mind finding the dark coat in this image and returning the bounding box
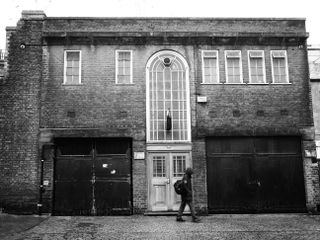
[181,173,193,201]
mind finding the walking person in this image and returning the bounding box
[176,168,200,222]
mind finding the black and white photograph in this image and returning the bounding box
[0,0,320,239]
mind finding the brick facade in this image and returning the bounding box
[0,10,319,214]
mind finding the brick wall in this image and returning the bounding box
[0,12,318,214]
[195,45,313,136]
[0,14,45,213]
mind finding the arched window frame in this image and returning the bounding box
[146,50,191,143]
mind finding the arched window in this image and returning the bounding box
[146,51,190,142]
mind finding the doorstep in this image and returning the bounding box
[144,211,190,216]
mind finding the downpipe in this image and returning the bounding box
[38,158,45,216]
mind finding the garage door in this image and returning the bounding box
[53,138,132,216]
[207,137,306,213]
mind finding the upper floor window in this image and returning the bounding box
[248,50,266,84]
[146,50,191,142]
[271,50,289,84]
[64,50,81,85]
[116,50,132,84]
[225,50,243,84]
[202,50,219,84]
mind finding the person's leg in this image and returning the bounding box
[187,200,200,222]
[176,200,186,221]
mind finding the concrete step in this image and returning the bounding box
[144,211,191,216]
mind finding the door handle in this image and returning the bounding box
[257,180,261,187]
[248,180,261,187]
[166,178,170,184]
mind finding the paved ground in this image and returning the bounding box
[1,213,320,240]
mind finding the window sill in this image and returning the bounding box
[224,83,246,85]
[200,83,223,85]
[62,83,83,86]
[247,83,269,85]
[115,83,135,85]
[270,82,292,85]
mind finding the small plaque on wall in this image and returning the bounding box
[197,96,207,103]
[134,152,145,160]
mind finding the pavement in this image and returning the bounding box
[1,213,320,240]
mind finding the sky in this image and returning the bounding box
[0,0,320,49]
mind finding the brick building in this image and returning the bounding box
[309,46,320,160]
[0,10,319,215]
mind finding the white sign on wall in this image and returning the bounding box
[134,152,145,160]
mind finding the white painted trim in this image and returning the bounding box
[225,50,243,84]
[248,50,266,84]
[115,50,133,84]
[270,50,290,84]
[224,83,246,85]
[147,143,192,151]
[201,50,219,84]
[146,50,191,143]
[200,83,223,85]
[270,83,292,85]
[63,50,82,85]
[316,141,320,159]
[247,83,269,85]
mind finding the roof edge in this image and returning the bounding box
[44,16,306,21]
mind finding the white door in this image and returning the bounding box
[149,152,190,211]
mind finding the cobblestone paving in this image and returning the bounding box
[2,214,320,240]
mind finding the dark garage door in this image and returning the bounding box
[207,137,306,213]
[53,138,132,216]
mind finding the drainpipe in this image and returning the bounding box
[38,144,51,216]
[38,158,44,216]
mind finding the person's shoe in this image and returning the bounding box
[192,217,201,223]
[176,217,185,222]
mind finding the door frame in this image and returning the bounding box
[147,144,192,211]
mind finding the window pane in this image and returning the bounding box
[118,52,130,60]
[56,138,92,155]
[72,76,79,84]
[273,57,287,83]
[227,57,241,83]
[66,76,73,84]
[250,57,265,83]
[173,155,186,177]
[124,61,131,68]
[66,68,73,76]
[67,52,80,61]
[66,60,73,68]
[153,156,166,177]
[203,53,218,84]
[72,67,80,76]
[65,51,80,84]
[117,51,132,84]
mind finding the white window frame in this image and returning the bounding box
[316,140,320,159]
[63,50,82,85]
[146,50,191,143]
[270,50,290,84]
[248,50,267,84]
[224,50,243,84]
[115,50,133,84]
[201,50,220,84]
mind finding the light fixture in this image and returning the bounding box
[163,57,171,67]
[20,43,26,49]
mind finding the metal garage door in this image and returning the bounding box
[53,138,132,216]
[207,137,306,213]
